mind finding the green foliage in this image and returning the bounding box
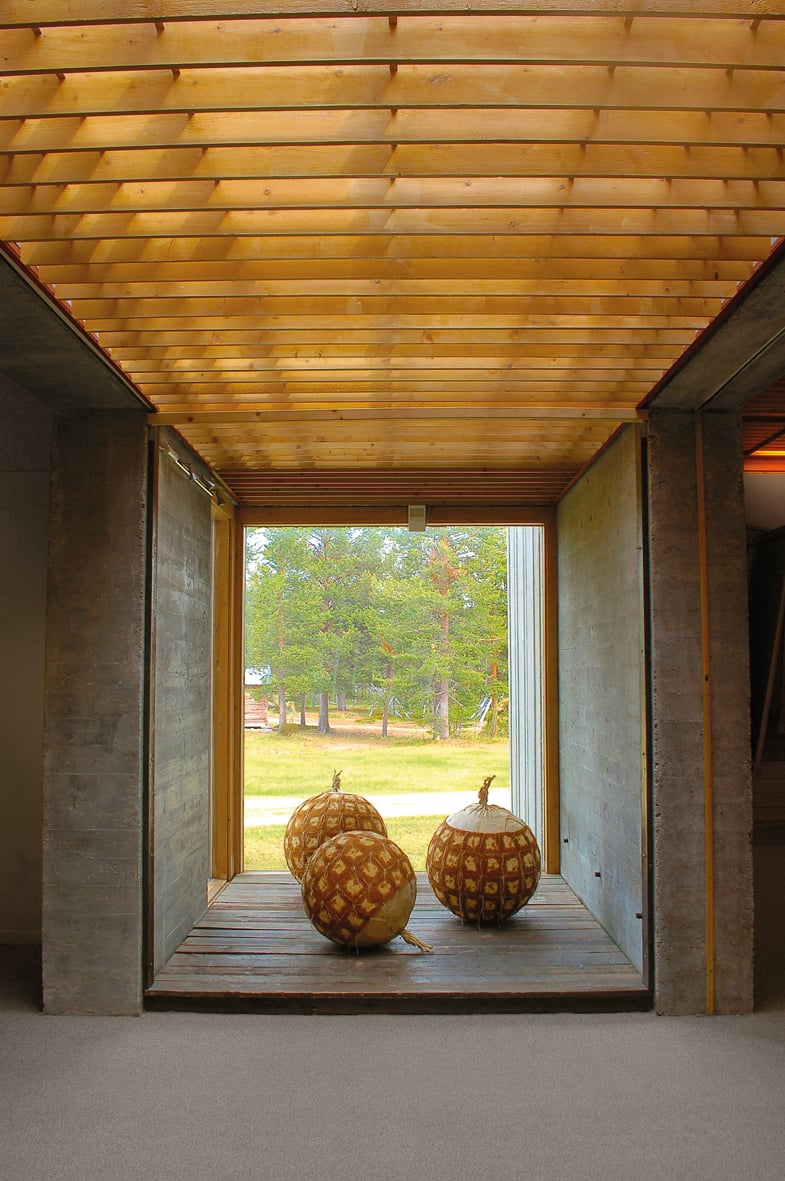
[245,525,509,736]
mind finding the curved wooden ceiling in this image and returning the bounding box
[2,2,785,507]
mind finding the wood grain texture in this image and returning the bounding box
[146,871,649,1012]
[2,6,784,503]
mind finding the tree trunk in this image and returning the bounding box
[433,601,450,739]
[434,674,449,740]
[380,660,392,738]
[490,659,499,739]
[337,690,347,712]
[277,683,287,734]
[429,537,455,741]
[299,692,307,729]
[318,691,331,734]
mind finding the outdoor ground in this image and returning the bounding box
[244,711,510,871]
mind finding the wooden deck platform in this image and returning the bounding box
[146,872,650,1013]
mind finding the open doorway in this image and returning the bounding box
[242,524,528,874]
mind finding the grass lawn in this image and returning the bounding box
[245,814,446,873]
[243,723,510,872]
[245,725,510,797]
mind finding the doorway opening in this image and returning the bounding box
[241,524,540,875]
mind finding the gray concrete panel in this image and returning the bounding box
[0,250,148,413]
[42,410,147,1015]
[648,244,785,412]
[557,426,646,975]
[149,447,212,977]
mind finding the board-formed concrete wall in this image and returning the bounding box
[149,446,212,976]
[648,410,753,1014]
[557,427,646,975]
[42,410,148,1015]
[0,379,51,943]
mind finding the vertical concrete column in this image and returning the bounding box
[42,410,148,1015]
[702,413,754,1013]
[647,410,753,1014]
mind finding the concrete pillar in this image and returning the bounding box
[42,410,148,1015]
[647,410,753,1014]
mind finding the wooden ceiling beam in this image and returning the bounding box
[5,110,785,156]
[4,207,781,239]
[148,403,644,424]
[92,326,696,347]
[2,63,785,114]
[3,143,784,187]
[0,17,782,74]
[122,351,672,371]
[32,257,756,285]
[50,278,738,301]
[21,233,770,265]
[4,176,784,216]
[186,442,611,464]
[84,313,710,332]
[4,16,785,73]
[107,340,684,356]
[64,294,724,319]
[188,436,611,456]
[7,2,785,26]
[134,368,656,387]
[141,384,652,403]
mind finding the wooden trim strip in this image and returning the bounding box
[148,406,645,425]
[22,234,770,266]
[7,2,785,26]
[4,18,785,75]
[4,110,785,155]
[2,143,782,186]
[5,207,780,241]
[8,21,785,76]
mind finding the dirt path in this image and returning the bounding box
[244,785,511,826]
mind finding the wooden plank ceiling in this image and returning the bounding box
[2,2,785,508]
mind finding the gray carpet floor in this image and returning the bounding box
[1,833,782,1181]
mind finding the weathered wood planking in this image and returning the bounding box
[146,872,649,1013]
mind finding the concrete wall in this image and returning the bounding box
[648,410,753,1014]
[42,410,148,1015]
[0,379,51,943]
[557,427,646,975]
[149,447,212,976]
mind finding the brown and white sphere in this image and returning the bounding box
[426,776,541,923]
[301,830,431,952]
[283,770,387,882]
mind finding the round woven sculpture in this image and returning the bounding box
[283,769,387,882]
[301,830,433,952]
[426,776,541,923]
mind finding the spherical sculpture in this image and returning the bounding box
[284,769,387,882]
[426,776,541,924]
[301,830,433,952]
